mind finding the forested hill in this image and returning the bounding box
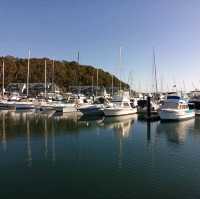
[0,56,129,92]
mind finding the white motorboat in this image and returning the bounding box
[159,95,195,121]
[103,91,137,116]
[38,100,76,113]
[0,99,35,110]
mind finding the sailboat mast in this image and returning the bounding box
[52,59,54,92]
[2,60,4,98]
[119,47,122,91]
[96,68,99,96]
[92,75,94,95]
[77,51,80,63]
[27,49,30,97]
[45,60,47,99]
[111,74,114,96]
[153,49,158,94]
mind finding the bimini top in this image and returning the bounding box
[167,95,181,100]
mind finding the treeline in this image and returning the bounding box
[0,56,129,92]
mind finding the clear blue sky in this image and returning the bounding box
[1,0,200,91]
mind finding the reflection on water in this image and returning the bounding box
[102,114,136,138]
[156,119,195,143]
[26,118,32,167]
[0,111,137,165]
[52,122,56,165]
[44,119,48,159]
[1,111,200,198]
[194,116,200,131]
[2,112,7,152]
[147,122,151,141]
[102,114,136,168]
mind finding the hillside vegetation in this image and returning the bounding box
[0,56,128,92]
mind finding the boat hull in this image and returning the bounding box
[103,108,137,117]
[0,102,34,110]
[15,103,35,110]
[78,105,104,116]
[159,109,195,121]
[56,106,77,113]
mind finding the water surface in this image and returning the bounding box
[0,111,200,199]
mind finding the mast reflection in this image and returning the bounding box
[26,116,32,167]
[2,111,7,152]
[51,120,56,165]
[44,119,48,159]
[103,114,136,168]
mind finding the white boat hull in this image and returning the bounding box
[103,107,137,116]
[39,103,76,113]
[15,103,35,110]
[56,106,76,113]
[0,101,34,110]
[159,109,195,121]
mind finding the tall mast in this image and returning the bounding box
[52,59,54,92]
[45,60,47,99]
[96,68,99,96]
[119,47,122,91]
[77,51,80,63]
[92,75,94,95]
[153,48,158,94]
[128,71,132,96]
[111,74,114,96]
[2,60,4,98]
[27,49,30,97]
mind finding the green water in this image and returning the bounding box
[0,110,200,199]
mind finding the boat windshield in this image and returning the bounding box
[162,102,178,109]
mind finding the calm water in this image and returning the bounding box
[0,110,200,199]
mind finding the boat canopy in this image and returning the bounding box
[167,95,180,100]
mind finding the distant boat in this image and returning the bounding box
[188,91,200,115]
[103,91,137,116]
[159,95,195,121]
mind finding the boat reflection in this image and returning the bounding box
[156,119,195,143]
[102,114,136,138]
[0,110,137,168]
[0,111,7,152]
[194,116,200,131]
[102,114,136,168]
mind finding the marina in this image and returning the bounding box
[2,0,200,198]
